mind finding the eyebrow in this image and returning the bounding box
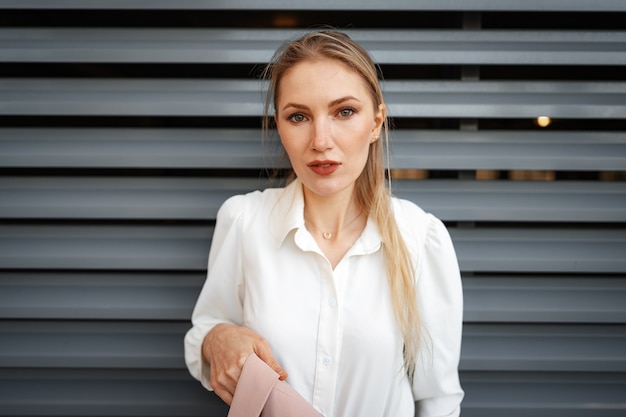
[281,95,361,112]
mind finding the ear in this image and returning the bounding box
[372,103,386,137]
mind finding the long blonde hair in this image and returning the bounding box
[262,30,420,379]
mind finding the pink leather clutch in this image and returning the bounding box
[227,353,324,417]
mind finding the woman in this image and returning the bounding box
[185,30,464,417]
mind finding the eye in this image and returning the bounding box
[287,113,307,123]
[337,107,356,118]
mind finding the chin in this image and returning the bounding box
[302,178,352,198]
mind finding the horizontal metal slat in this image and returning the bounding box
[1,321,623,372]
[0,369,623,417]
[0,369,228,417]
[390,130,626,171]
[2,28,625,65]
[394,180,626,222]
[0,0,624,11]
[450,227,626,273]
[1,177,624,223]
[0,177,270,221]
[461,371,626,417]
[0,225,213,271]
[1,79,625,119]
[461,324,626,372]
[0,321,188,368]
[0,78,264,117]
[463,276,626,323]
[3,271,624,324]
[0,225,624,273]
[384,81,626,119]
[2,128,624,171]
[0,128,277,169]
[0,271,202,320]
[2,272,624,323]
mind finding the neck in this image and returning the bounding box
[302,184,363,240]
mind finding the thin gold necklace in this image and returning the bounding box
[304,210,364,240]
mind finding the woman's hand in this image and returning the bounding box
[202,323,288,405]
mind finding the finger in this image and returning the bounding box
[255,347,288,380]
[211,375,237,406]
[214,388,233,406]
[221,365,241,392]
[266,357,288,380]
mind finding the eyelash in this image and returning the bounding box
[287,113,306,123]
[286,107,357,123]
[337,107,357,118]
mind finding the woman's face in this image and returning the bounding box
[275,59,385,199]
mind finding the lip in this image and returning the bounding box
[307,160,341,175]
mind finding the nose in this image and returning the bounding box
[311,118,332,151]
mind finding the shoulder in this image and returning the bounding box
[391,197,428,221]
[217,186,285,223]
[391,196,452,255]
[391,196,437,237]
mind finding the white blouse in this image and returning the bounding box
[185,180,464,417]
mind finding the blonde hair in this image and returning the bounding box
[262,31,421,379]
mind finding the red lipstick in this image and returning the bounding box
[307,160,340,175]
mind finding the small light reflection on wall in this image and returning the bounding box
[476,170,500,180]
[536,116,552,128]
[390,169,429,179]
[509,170,556,181]
[273,13,299,27]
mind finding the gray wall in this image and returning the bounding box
[1,1,625,416]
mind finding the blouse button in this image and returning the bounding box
[323,356,332,366]
[328,298,337,308]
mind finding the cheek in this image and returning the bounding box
[277,129,304,167]
[357,142,372,166]
[350,124,374,154]
[277,127,295,151]
[344,136,371,173]
[275,121,290,148]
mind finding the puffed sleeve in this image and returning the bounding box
[184,194,246,390]
[413,214,464,417]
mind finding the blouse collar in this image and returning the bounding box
[272,179,306,248]
[272,179,382,255]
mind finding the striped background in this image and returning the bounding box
[1,1,625,416]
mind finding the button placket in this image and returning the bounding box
[311,264,342,416]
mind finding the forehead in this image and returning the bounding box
[277,59,372,104]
